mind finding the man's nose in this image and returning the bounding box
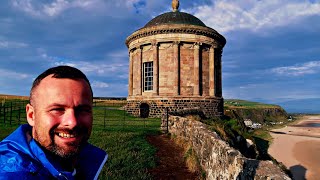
[62,109,78,128]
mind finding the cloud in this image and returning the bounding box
[54,61,76,67]
[107,49,128,58]
[11,0,107,18]
[222,60,239,69]
[91,81,109,88]
[11,0,151,19]
[126,0,146,13]
[42,0,70,17]
[190,0,320,33]
[0,69,30,80]
[0,40,28,49]
[271,61,320,76]
[92,82,128,97]
[53,60,128,78]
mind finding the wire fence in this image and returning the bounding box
[0,100,28,125]
[92,106,160,131]
[0,100,160,130]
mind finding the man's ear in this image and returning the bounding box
[26,104,35,126]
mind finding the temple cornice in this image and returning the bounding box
[126,24,226,48]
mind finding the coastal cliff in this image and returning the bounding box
[224,99,288,124]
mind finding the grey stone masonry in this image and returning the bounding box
[163,115,291,180]
[125,97,223,118]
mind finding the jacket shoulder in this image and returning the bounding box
[0,143,38,173]
[0,147,53,179]
[0,125,51,178]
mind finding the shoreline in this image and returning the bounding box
[268,115,320,180]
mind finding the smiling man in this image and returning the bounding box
[0,66,107,179]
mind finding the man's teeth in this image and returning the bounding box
[58,133,75,138]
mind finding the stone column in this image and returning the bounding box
[128,49,134,96]
[194,42,200,96]
[137,46,143,95]
[217,48,223,97]
[209,45,216,97]
[152,42,159,95]
[213,48,222,97]
[173,41,180,96]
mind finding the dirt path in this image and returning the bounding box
[147,134,200,180]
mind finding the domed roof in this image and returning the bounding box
[144,11,206,28]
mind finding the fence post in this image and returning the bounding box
[103,107,106,129]
[10,102,13,125]
[3,106,6,124]
[18,107,21,124]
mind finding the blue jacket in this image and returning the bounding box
[0,124,108,180]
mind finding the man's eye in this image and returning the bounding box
[51,108,65,112]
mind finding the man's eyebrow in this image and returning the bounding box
[47,103,65,107]
[47,103,92,108]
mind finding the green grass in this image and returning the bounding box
[224,99,278,109]
[0,107,161,180]
[93,130,157,179]
[203,118,243,144]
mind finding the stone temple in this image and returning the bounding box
[125,0,226,118]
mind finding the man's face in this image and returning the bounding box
[26,75,93,158]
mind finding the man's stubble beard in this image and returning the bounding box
[33,126,89,159]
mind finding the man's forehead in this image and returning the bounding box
[33,75,92,97]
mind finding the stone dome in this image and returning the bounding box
[144,11,206,28]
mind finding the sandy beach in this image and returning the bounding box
[268,115,320,180]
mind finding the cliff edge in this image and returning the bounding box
[224,99,288,124]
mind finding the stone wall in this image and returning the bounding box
[126,97,223,118]
[163,115,291,180]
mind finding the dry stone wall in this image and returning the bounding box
[126,98,223,118]
[163,115,291,180]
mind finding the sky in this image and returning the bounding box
[0,0,319,113]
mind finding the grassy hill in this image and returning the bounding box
[224,99,288,124]
[224,99,279,109]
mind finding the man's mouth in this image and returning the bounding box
[57,132,76,138]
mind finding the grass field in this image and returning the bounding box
[0,105,161,179]
[224,99,278,108]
